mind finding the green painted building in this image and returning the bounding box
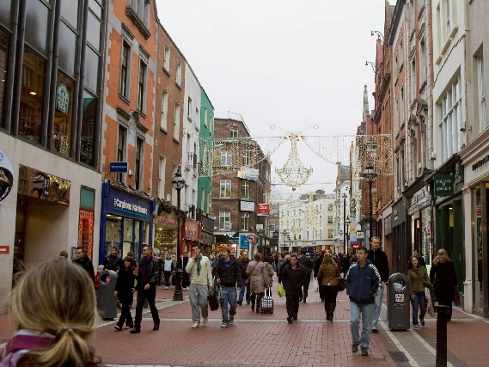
[198,88,214,214]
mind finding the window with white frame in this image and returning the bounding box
[176,63,182,87]
[438,77,462,162]
[158,156,166,198]
[475,50,487,131]
[160,92,168,131]
[163,46,170,72]
[220,151,232,167]
[220,179,231,198]
[230,128,238,138]
[173,104,181,141]
[219,211,231,230]
[243,148,252,166]
[187,97,192,120]
[241,213,250,231]
[241,180,250,199]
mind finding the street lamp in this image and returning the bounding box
[172,166,185,301]
[361,165,378,245]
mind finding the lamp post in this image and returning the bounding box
[172,166,185,301]
[343,193,347,254]
[361,165,378,245]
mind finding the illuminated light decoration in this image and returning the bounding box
[275,133,313,191]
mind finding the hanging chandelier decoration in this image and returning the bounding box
[275,133,313,191]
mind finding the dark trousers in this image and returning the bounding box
[251,292,264,313]
[286,293,300,319]
[117,302,133,328]
[321,285,338,320]
[302,272,311,301]
[163,271,172,286]
[134,287,160,329]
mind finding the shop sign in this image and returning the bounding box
[56,83,70,113]
[472,154,489,172]
[256,203,270,216]
[78,209,94,260]
[434,174,453,198]
[18,165,71,205]
[156,213,177,227]
[104,184,152,221]
[256,223,264,231]
[239,233,250,250]
[240,200,255,212]
[0,245,9,254]
[409,186,431,212]
[237,167,259,181]
[184,219,201,241]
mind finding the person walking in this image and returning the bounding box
[104,246,122,272]
[346,247,380,357]
[185,246,213,328]
[299,253,314,303]
[282,254,305,323]
[367,237,389,333]
[430,248,458,321]
[278,254,290,284]
[1,259,102,366]
[114,256,136,331]
[162,253,174,289]
[237,251,250,305]
[247,253,273,313]
[216,248,241,328]
[317,254,341,322]
[131,246,160,334]
[73,247,95,283]
[408,256,431,328]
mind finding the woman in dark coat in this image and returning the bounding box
[114,257,136,331]
[430,248,457,321]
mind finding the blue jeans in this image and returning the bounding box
[220,286,237,323]
[350,302,374,350]
[238,280,248,304]
[411,291,426,325]
[371,282,384,329]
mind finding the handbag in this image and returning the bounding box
[208,283,220,311]
[261,287,274,314]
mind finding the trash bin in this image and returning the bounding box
[96,269,118,320]
[387,273,410,331]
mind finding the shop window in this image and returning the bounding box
[60,0,78,28]
[53,72,75,156]
[25,0,49,53]
[18,47,46,143]
[58,22,77,77]
[84,46,99,93]
[0,29,9,129]
[80,91,98,166]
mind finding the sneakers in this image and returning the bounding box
[352,344,359,354]
[361,348,369,357]
[192,321,200,329]
[202,318,208,326]
[221,322,228,328]
[420,318,425,327]
[287,316,293,324]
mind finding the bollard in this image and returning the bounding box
[435,305,449,367]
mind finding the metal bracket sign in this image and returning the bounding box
[434,174,453,198]
[110,161,128,173]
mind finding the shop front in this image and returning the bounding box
[154,211,179,257]
[407,185,433,268]
[198,213,215,254]
[99,183,153,263]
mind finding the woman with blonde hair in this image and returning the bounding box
[317,254,341,322]
[0,258,101,367]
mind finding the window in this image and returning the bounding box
[219,211,231,230]
[120,41,130,98]
[0,29,10,129]
[60,0,78,28]
[176,63,182,87]
[187,97,192,120]
[420,38,427,87]
[53,72,75,156]
[117,125,127,183]
[135,137,143,190]
[220,179,231,198]
[173,104,181,141]
[158,156,166,198]
[163,46,170,72]
[243,148,252,166]
[25,0,49,53]
[241,180,250,199]
[438,78,462,162]
[443,0,451,36]
[475,51,487,131]
[241,213,250,231]
[84,46,99,93]
[410,58,416,101]
[204,109,208,127]
[160,92,168,131]
[220,151,232,167]
[436,4,442,51]
[130,0,148,24]
[0,1,12,27]
[230,128,238,138]
[328,215,333,224]
[137,59,147,112]
[58,22,77,76]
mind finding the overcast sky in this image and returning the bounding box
[156,0,390,199]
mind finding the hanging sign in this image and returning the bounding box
[56,83,70,113]
[434,174,453,198]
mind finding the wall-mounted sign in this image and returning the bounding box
[472,154,489,171]
[184,219,201,241]
[238,167,259,182]
[110,161,128,173]
[239,233,250,250]
[103,183,152,221]
[18,165,71,205]
[434,174,453,198]
[0,245,9,254]
[240,200,255,212]
[0,149,14,202]
[256,203,270,216]
[56,83,70,113]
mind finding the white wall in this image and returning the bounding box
[0,133,101,311]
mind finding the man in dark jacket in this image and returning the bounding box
[104,246,122,272]
[367,237,389,333]
[282,254,305,324]
[216,248,241,327]
[131,246,160,333]
[346,247,380,357]
[73,247,95,283]
[430,248,458,321]
[237,252,250,305]
[300,253,314,303]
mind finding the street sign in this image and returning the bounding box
[110,161,128,173]
[434,174,453,198]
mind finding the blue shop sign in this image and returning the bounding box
[103,183,152,221]
[239,234,250,250]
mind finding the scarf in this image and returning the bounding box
[195,255,202,276]
[0,330,55,367]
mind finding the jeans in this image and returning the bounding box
[220,286,237,323]
[411,291,426,325]
[371,282,384,329]
[350,302,375,350]
[238,280,249,304]
[189,284,209,322]
[134,287,160,329]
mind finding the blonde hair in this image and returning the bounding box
[10,258,98,367]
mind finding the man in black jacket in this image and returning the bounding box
[216,248,241,327]
[282,254,305,324]
[131,246,160,333]
[104,246,122,272]
[367,237,389,333]
[73,247,95,283]
[300,253,314,303]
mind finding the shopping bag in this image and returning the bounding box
[277,283,286,298]
[208,286,220,311]
[261,287,274,314]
